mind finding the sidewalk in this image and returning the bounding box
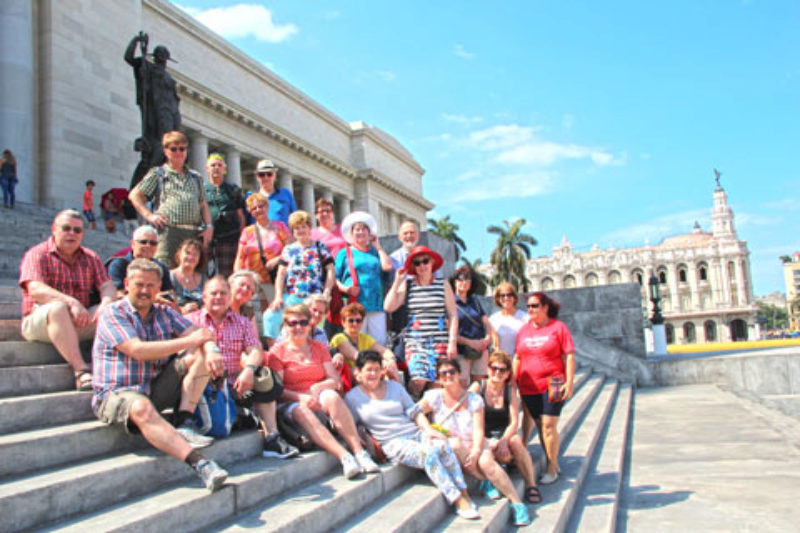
[622,384,800,532]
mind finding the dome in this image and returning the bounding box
[658,232,712,249]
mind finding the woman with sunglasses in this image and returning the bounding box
[489,282,527,356]
[345,351,479,520]
[170,238,207,314]
[419,359,532,527]
[235,192,291,343]
[329,302,399,389]
[470,351,540,504]
[450,265,492,386]
[267,304,379,479]
[384,245,458,398]
[514,292,575,485]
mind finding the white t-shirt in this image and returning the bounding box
[490,309,528,355]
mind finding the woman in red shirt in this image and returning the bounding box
[513,292,575,485]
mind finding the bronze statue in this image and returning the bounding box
[713,168,722,188]
[125,32,182,188]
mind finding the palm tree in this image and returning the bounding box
[487,219,537,292]
[427,215,467,260]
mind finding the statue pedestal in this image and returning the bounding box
[651,324,667,356]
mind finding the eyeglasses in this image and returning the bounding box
[498,293,515,299]
[490,365,510,373]
[345,317,363,324]
[527,303,541,309]
[438,369,457,377]
[412,257,431,267]
[249,204,267,211]
[167,146,187,153]
[456,276,471,281]
[59,225,83,234]
[257,171,275,177]
[316,209,333,215]
[285,319,310,328]
[135,239,158,246]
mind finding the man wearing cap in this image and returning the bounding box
[245,159,297,227]
[107,224,173,298]
[187,276,299,458]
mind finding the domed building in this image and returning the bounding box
[525,183,757,344]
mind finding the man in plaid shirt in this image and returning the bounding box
[19,209,116,391]
[187,276,298,459]
[92,258,229,491]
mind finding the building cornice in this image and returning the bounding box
[357,169,435,211]
[350,123,425,175]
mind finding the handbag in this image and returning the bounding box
[457,343,483,361]
[547,375,566,403]
[357,423,387,463]
[192,378,237,438]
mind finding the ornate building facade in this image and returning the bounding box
[782,252,800,330]
[525,184,757,344]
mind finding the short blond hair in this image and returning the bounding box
[288,210,312,230]
[162,131,187,147]
[245,192,268,212]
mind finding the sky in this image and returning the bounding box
[173,0,799,296]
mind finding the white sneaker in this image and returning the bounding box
[355,449,380,473]
[341,453,361,479]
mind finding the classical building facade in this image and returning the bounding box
[0,0,432,233]
[524,184,757,344]
[782,253,800,330]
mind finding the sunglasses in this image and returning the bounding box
[167,146,187,153]
[456,276,471,281]
[285,319,310,328]
[412,257,431,267]
[257,171,275,177]
[135,239,158,246]
[527,303,541,309]
[345,317,363,324]
[60,225,83,234]
[490,365,510,373]
[438,369,458,377]
[498,293,515,298]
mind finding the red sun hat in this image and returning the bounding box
[404,245,444,275]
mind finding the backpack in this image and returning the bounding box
[151,166,204,212]
[192,380,237,438]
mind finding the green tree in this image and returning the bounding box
[756,302,789,330]
[427,215,467,260]
[487,218,538,292]
[779,255,792,264]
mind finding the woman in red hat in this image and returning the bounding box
[384,245,458,397]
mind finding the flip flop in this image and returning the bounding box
[524,485,542,503]
[74,369,93,391]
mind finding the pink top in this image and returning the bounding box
[237,221,290,283]
[311,224,347,259]
[515,319,574,395]
[267,339,332,394]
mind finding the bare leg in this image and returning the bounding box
[509,434,537,488]
[46,302,90,372]
[541,415,560,475]
[292,405,349,459]
[253,401,278,434]
[320,391,363,453]
[478,450,521,503]
[522,401,536,444]
[177,349,209,413]
[129,397,193,461]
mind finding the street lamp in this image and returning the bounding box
[648,272,667,356]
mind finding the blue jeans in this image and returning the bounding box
[0,178,14,206]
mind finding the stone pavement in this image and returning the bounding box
[622,384,800,532]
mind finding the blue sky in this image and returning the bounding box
[174,1,799,296]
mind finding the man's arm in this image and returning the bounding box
[129,181,169,230]
[25,280,78,307]
[116,326,212,362]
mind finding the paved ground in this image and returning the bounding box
[622,384,800,532]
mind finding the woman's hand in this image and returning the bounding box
[464,447,481,468]
[348,285,360,298]
[424,426,447,440]
[298,393,321,410]
[494,437,510,459]
[331,353,345,370]
[269,297,283,312]
[447,341,458,360]
[180,302,199,314]
[563,380,574,401]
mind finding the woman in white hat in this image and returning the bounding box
[334,211,393,345]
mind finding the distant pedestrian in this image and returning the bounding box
[0,149,17,209]
[83,180,97,230]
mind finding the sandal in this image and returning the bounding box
[74,369,92,391]
[524,485,542,503]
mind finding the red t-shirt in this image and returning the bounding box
[266,339,332,394]
[514,319,574,395]
[83,189,93,211]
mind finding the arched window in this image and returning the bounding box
[585,272,599,286]
[563,275,576,288]
[657,266,668,284]
[608,270,622,284]
[683,322,696,343]
[678,269,687,283]
[698,264,708,281]
[631,268,644,285]
[728,261,736,280]
[541,277,554,290]
[665,323,675,344]
[704,320,717,342]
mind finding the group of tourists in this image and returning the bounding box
[17,131,576,527]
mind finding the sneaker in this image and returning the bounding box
[194,459,228,491]
[262,432,300,459]
[539,471,559,485]
[177,423,214,449]
[341,453,361,479]
[355,449,380,473]
[455,506,481,520]
[480,479,501,500]
[511,502,532,526]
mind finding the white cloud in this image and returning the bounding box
[468,124,537,151]
[374,70,397,82]
[599,209,710,247]
[442,113,483,126]
[453,44,476,60]
[183,3,298,43]
[444,172,554,203]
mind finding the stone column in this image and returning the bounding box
[688,263,700,310]
[335,194,350,221]
[225,147,241,187]
[279,169,293,192]
[0,0,34,203]
[301,179,315,214]
[734,259,747,306]
[322,188,334,203]
[189,133,209,180]
[353,178,370,212]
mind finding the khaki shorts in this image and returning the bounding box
[95,356,188,433]
[457,350,488,380]
[21,302,97,343]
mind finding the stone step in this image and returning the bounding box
[0,363,74,398]
[567,383,633,533]
[0,319,22,339]
[0,431,260,533]
[42,450,340,533]
[0,303,20,320]
[0,340,91,369]
[340,373,605,532]
[0,390,93,434]
[212,461,418,533]
[0,285,22,299]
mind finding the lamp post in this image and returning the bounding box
[649,273,667,355]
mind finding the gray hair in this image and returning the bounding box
[133,225,158,240]
[304,293,330,310]
[126,258,163,279]
[228,269,259,288]
[54,209,83,223]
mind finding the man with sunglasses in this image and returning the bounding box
[129,131,214,268]
[244,159,297,227]
[107,225,173,299]
[19,210,116,390]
